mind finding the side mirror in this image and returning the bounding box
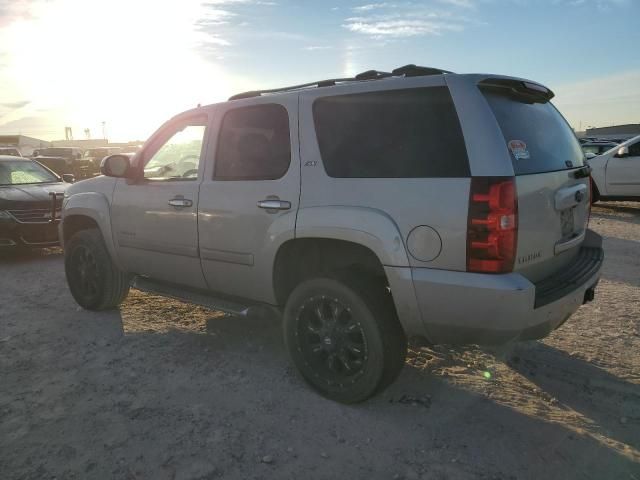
[101,154,132,178]
[615,146,629,158]
[61,174,75,183]
[584,152,596,160]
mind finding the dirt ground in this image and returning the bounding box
[1,202,639,480]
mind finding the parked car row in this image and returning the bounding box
[31,146,140,180]
[0,155,71,249]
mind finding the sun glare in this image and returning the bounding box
[1,0,249,141]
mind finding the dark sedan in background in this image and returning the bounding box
[0,156,71,249]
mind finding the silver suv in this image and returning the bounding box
[60,65,604,403]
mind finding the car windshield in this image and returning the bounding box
[582,144,612,155]
[0,160,59,185]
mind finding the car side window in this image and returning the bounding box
[144,120,207,181]
[214,104,291,180]
[313,87,470,178]
[628,142,640,157]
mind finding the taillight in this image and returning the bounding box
[467,177,518,273]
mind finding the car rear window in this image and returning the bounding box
[482,91,584,175]
[312,87,470,178]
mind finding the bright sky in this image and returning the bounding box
[0,0,638,141]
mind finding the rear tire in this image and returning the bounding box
[283,275,407,403]
[65,228,130,310]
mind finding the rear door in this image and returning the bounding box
[198,97,299,303]
[480,85,591,282]
[606,139,640,196]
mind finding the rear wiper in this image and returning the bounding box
[572,165,592,179]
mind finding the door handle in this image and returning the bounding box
[168,197,193,208]
[257,199,291,211]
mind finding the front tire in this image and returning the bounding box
[283,276,407,403]
[64,228,130,310]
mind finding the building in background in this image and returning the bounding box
[583,124,640,141]
[0,135,50,157]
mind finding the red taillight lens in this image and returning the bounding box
[467,177,518,273]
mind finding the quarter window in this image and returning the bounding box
[312,87,470,178]
[215,104,291,180]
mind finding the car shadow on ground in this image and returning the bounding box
[592,202,640,225]
[406,339,640,448]
[503,342,639,448]
[0,246,62,264]
[3,300,639,479]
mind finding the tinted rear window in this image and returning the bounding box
[313,87,470,178]
[215,104,291,180]
[482,91,584,175]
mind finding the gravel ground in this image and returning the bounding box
[1,202,639,480]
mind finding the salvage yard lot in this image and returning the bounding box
[1,203,639,480]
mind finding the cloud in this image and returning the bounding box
[353,3,395,12]
[344,3,468,38]
[302,45,332,51]
[1,100,30,109]
[344,17,463,37]
[435,0,475,7]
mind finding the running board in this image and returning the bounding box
[131,276,253,316]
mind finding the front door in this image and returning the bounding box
[111,114,210,289]
[607,140,640,196]
[198,98,300,303]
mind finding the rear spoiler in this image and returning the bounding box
[478,78,554,104]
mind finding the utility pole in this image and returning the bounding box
[101,121,107,141]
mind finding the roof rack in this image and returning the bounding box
[228,64,452,101]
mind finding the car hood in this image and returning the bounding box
[0,182,67,209]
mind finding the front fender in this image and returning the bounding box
[61,192,123,270]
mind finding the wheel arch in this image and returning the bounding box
[61,192,123,270]
[272,206,425,338]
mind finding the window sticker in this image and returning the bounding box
[508,140,530,160]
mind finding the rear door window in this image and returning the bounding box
[482,91,584,175]
[214,104,291,180]
[312,87,469,178]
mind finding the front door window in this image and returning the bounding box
[144,123,207,180]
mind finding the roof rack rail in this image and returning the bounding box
[228,64,453,100]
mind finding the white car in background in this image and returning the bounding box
[589,134,640,202]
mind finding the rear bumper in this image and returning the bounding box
[392,229,604,344]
